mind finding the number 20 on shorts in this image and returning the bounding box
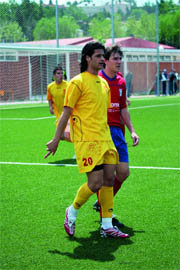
[82,157,93,167]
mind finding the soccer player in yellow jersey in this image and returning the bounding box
[47,66,68,127]
[44,42,129,239]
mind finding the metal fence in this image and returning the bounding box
[0,44,180,103]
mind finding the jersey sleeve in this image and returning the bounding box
[101,79,111,109]
[47,85,53,101]
[63,80,68,94]
[121,80,127,110]
[64,80,82,108]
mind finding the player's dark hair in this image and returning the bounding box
[53,65,63,75]
[80,41,105,73]
[104,45,123,60]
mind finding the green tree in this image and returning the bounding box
[125,13,156,41]
[142,1,156,13]
[137,13,156,41]
[125,17,138,36]
[16,0,44,41]
[114,14,126,38]
[129,8,147,20]
[159,10,180,48]
[33,16,79,40]
[64,4,87,22]
[0,22,26,42]
[63,4,88,35]
[0,1,18,25]
[159,0,177,14]
[123,0,136,7]
[89,17,111,43]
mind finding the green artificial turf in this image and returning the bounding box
[0,96,180,270]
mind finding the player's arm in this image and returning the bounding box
[121,107,139,146]
[47,86,54,115]
[44,106,72,158]
[48,100,54,115]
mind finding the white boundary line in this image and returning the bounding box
[0,161,77,167]
[130,166,180,171]
[128,103,179,110]
[0,161,179,170]
[0,103,48,110]
[0,103,179,121]
[0,116,55,121]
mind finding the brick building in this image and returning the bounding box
[0,37,179,102]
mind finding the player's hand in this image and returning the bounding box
[127,98,131,106]
[50,107,54,115]
[131,132,139,146]
[44,139,59,159]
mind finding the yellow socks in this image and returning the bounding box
[73,182,94,209]
[98,186,113,218]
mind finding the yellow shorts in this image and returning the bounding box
[74,141,119,173]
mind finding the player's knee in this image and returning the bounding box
[103,175,114,186]
[117,169,129,182]
[89,182,102,193]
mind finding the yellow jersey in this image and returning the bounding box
[47,80,68,119]
[64,71,112,142]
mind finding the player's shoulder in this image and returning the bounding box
[99,75,108,85]
[47,81,55,88]
[70,73,82,83]
[98,70,103,77]
[62,80,68,86]
[116,72,126,84]
[117,71,123,77]
[67,73,84,90]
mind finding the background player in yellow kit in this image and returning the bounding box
[44,42,129,239]
[47,65,68,127]
[47,65,70,141]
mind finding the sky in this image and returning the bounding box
[0,0,179,6]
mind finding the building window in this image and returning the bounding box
[132,55,138,61]
[139,55,146,61]
[164,56,171,61]
[147,55,153,61]
[0,52,18,62]
[127,55,132,61]
[126,55,139,62]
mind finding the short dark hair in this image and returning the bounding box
[53,65,63,75]
[104,45,123,60]
[80,41,105,73]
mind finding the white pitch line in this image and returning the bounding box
[130,166,180,171]
[0,103,48,110]
[0,161,179,170]
[128,103,180,110]
[0,116,55,121]
[1,103,179,121]
[0,161,77,167]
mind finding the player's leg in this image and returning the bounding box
[64,167,104,236]
[93,127,129,227]
[110,128,129,227]
[114,161,129,195]
[99,154,129,238]
[111,162,129,227]
[94,127,128,205]
[98,164,114,229]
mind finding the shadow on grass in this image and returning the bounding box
[48,159,77,165]
[48,227,136,262]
